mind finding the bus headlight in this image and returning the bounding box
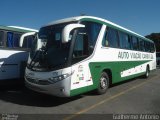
[48,72,73,83]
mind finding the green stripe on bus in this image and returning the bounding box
[89,60,150,84]
[70,60,151,96]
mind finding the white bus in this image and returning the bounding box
[24,16,156,97]
[0,25,37,84]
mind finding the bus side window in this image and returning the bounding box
[73,31,89,58]
[81,21,102,55]
[102,27,119,48]
[27,36,34,48]
[131,36,139,51]
[13,34,21,47]
[22,36,27,48]
[23,35,35,48]
[145,41,151,52]
[102,30,109,47]
[150,43,155,53]
[119,31,131,49]
[139,39,145,52]
[0,31,4,46]
[7,32,13,47]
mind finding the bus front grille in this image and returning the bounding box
[25,76,51,85]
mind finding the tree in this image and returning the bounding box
[145,33,160,52]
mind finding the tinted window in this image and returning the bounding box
[7,32,14,47]
[72,21,102,64]
[144,41,150,52]
[131,36,139,50]
[119,31,130,49]
[7,32,23,48]
[13,34,21,47]
[73,30,87,58]
[81,21,102,52]
[102,27,119,48]
[139,39,145,52]
[0,31,4,46]
[156,53,160,57]
[150,43,155,53]
[23,35,35,48]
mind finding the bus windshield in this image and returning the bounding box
[28,22,75,71]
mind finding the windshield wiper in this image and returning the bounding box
[28,46,48,70]
[28,50,40,70]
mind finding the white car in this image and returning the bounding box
[156,52,160,66]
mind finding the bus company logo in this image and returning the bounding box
[78,65,83,72]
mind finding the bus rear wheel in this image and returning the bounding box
[144,66,150,78]
[96,72,109,95]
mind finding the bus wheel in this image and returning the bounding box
[96,72,109,95]
[144,66,150,78]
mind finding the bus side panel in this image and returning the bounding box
[89,60,152,86]
[0,49,28,80]
[88,46,156,86]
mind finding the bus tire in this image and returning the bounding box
[144,66,150,78]
[96,72,109,95]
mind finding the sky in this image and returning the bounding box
[0,0,160,36]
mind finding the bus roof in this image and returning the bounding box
[0,25,38,33]
[8,26,38,32]
[44,16,152,42]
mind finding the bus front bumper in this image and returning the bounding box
[25,76,71,97]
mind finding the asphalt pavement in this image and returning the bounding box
[0,67,160,120]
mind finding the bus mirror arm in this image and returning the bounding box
[62,24,85,43]
[19,32,37,47]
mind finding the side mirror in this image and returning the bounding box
[19,32,37,47]
[62,24,85,43]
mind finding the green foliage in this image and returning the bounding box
[145,33,160,52]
